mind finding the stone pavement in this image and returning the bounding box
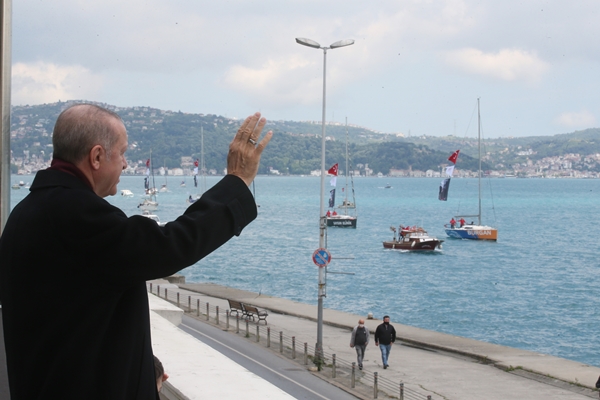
[150,280,599,400]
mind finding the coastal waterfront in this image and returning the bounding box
[10,174,600,367]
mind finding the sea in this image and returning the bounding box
[9,174,600,367]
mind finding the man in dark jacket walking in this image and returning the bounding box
[374,315,396,369]
[350,319,370,370]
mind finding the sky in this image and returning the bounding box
[10,0,600,138]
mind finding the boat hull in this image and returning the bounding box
[383,239,443,251]
[327,216,357,228]
[445,226,497,241]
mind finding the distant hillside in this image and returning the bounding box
[10,101,600,176]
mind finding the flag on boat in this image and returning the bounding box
[445,165,455,177]
[330,177,337,187]
[193,159,199,176]
[438,178,451,201]
[145,159,151,176]
[327,163,338,176]
[448,150,460,164]
[329,189,336,208]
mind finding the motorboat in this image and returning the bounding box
[383,226,443,251]
[120,189,134,197]
[326,213,357,228]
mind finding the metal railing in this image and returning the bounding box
[147,283,435,399]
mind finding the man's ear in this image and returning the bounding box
[89,145,104,171]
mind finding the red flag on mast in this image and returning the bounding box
[448,150,460,164]
[327,163,339,176]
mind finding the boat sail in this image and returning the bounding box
[326,119,357,229]
[444,98,497,241]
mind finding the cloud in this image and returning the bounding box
[554,110,596,129]
[443,48,550,83]
[12,62,104,105]
[222,55,355,107]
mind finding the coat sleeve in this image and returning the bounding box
[350,327,356,346]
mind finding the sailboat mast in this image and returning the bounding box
[201,127,206,193]
[345,118,349,207]
[477,98,482,226]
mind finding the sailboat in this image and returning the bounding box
[188,127,207,204]
[138,152,159,212]
[444,98,498,241]
[326,119,357,229]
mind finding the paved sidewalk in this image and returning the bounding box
[150,280,599,400]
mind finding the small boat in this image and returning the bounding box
[120,189,134,197]
[383,226,443,251]
[384,184,392,189]
[11,184,20,190]
[326,213,357,228]
[138,198,158,212]
[159,184,168,193]
[327,119,357,229]
[18,181,25,186]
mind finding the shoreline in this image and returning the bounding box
[178,281,600,391]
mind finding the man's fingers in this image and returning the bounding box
[255,130,273,153]
[237,112,261,142]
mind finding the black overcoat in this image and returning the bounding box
[0,169,257,399]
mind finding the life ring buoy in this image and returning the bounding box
[411,240,416,248]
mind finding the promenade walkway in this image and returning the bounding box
[151,279,599,399]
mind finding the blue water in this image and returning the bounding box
[10,175,600,366]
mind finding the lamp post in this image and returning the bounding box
[295,37,354,365]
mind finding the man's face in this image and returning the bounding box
[383,317,390,323]
[97,119,128,198]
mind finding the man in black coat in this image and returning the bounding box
[374,315,396,369]
[0,104,272,399]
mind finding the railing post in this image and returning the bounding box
[427,396,431,400]
[164,288,167,299]
[351,362,356,388]
[292,336,296,359]
[245,319,249,337]
[157,285,160,297]
[374,372,378,399]
[236,316,240,333]
[177,292,180,307]
[279,332,283,353]
[304,343,308,365]
[256,325,260,342]
[267,328,271,347]
[332,354,336,378]
[226,311,230,329]
[149,283,152,292]
[206,302,209,321]
[216,306,219,325]
[188,296,191,311]
[400,383,404,400]
[196,299,200,317]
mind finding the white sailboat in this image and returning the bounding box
[139,152,159,212]
[327,118,357,229]
[188,127,206,204]
[444,98,498,241]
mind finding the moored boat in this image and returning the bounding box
[383,226,443,251]
[326,213,357,228]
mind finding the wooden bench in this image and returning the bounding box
[243,304,269,325]
[227,299,246,318]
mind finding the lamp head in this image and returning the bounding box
[295,37,322,49]
[330,39,355,49]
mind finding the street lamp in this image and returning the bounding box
[295,36,354,365]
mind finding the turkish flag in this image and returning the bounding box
[448,150,460,164]
[146,159,150,167]
[194,159,199,167]
[327,163,338,176]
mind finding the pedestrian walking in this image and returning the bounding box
[350,319,370,370]
[374,315,396,369]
